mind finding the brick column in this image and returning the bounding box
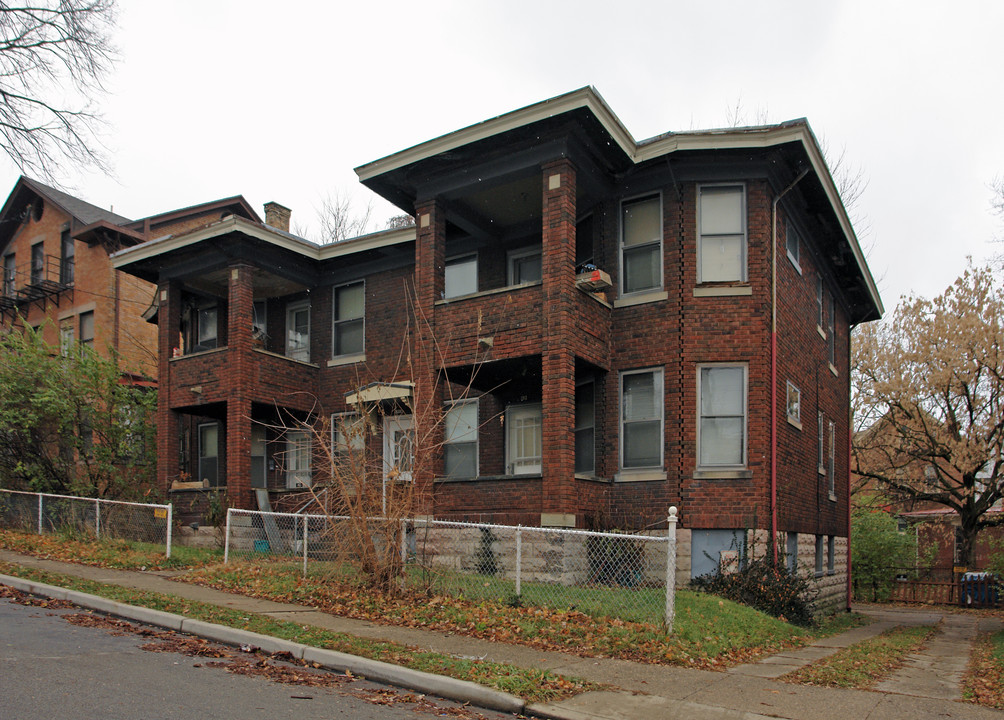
[226,264,254,510]
[157,281,180,496]
[412,201,446,509]
[541,159,577,526]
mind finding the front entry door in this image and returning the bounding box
[383,415,414,483]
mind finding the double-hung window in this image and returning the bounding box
[620,194,662,295]
[197,306,218,350]
[786,382,801,426]
[827,295,836,366]
[286,301,310,361]
[60,228,74,285]
[506,404,542,475]
[332,412,365,473]
[620,368,664,470]
[3,254,14,297]
[816,278,824,331]
[817,411,825,474]
[444,400,478,478]
[698,185,746,283]
[445,254,477,298]
[59,321,74,357]
[30,242,44,285]
[508,248,542,285]
[828,420,836,498]
[786,224,800,273]
[332,281,364,357]
[79,311,94,350]
[698,364,747,469]
[575,381,595,475]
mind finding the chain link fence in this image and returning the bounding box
[224,508,679,626]
[0,489,173,557]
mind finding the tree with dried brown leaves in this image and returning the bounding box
[0,1,118,182]
[852,264,1004,565]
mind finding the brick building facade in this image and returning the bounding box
[0,176,261,378]
[113,89,882,606]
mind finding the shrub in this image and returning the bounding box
[691,553,816,626]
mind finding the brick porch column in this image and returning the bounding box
[412,200,446,511]
[157,281,181,497]
[541,159,577,526]
[226,263,254,510]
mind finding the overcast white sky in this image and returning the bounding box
[6,0,1003,312]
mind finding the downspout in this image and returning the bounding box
[847,322,856,611]
[770,168,809,565]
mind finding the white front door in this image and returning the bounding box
[285,429,311,489]
[383,415,414,482]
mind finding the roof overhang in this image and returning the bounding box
[111,214,415,278]
[355,87,883,322]
[345,381,414,406]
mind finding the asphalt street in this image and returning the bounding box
[0,594,517,720]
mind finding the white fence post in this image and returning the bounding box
[165,504,173,559]
[37,494,43,534]
[95,499,101,539]
[302,515,308,578]
[224,508,232,564]
[665,506,678,631]
[515,526,522,597]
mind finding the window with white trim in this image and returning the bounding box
[827,295,836,365]
[60,228,74,285]
[332,412,365,470]
[817,411,825,474]
[30,242,43,284]
[575,380,595,475]
[445,254,477,298]
[786,224,800,272]
[698,185,746,283]
[197,306,218,350]
[621,368,664,470]
[198,422,220,487]
[786,382,801,426]
[332,281,364,357]
[507,247,542,285]
[59,321,74,357]
[816,277,824,330]
[698,364,747,469]
[286,301,310,361]
[620,194,662,295]
[79,311,94,350]
[444,400,478,478]
[828,420,836,498]
[506,404,542,475]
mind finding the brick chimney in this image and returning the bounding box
[263,201,291,232]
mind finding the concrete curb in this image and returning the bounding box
[0,573,525,714]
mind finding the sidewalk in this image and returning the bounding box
[1,550,1000,720]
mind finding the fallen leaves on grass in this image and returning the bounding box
[963,630,1004,709]
[783,625,935,689]
[183,563,804,670]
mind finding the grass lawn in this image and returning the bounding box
[0,529,862,671]
[783,625,935,688]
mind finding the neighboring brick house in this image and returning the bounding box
[112,88,882,607]
[0,176,260,378]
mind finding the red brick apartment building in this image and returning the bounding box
[112,88,882,604]
[0,176,260,377]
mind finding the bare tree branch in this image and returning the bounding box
[0,1,117,182]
